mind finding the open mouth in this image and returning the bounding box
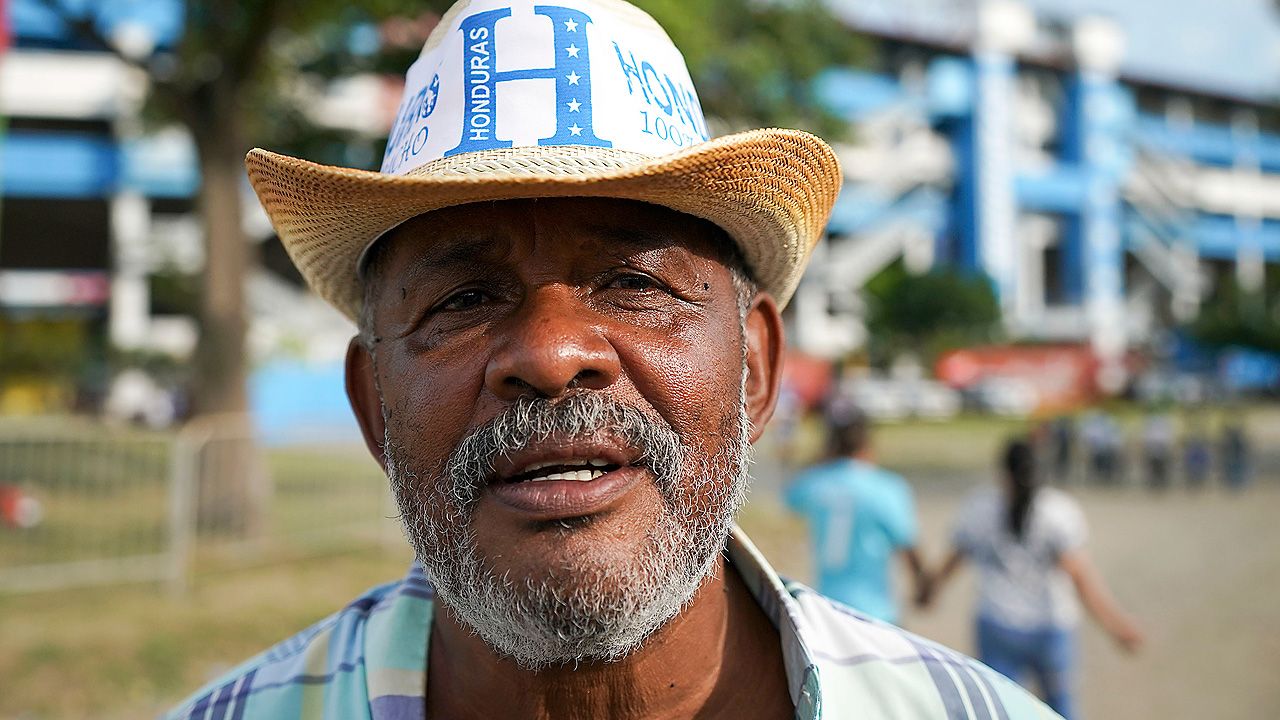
[504,458,623,484]
[487,444,645,519]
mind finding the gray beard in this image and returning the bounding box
[384,391,752,671]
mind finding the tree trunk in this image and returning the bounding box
[187,95,268,539]
[192,119,250,417]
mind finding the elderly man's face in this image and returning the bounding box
[347,198,781,669]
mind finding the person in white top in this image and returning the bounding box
[922,437,1144,719]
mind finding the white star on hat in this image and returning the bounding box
[566,71,581,85]
[566,98,582,112]
[569,124,584,136]
[566,44,580,58]
[564,19,578,32]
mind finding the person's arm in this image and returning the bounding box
[917,549,964,608]
[883,476,931,605]
[1058,549,1144,653]
[899,546,930,607]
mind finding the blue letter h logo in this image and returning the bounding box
[447,5,613,156]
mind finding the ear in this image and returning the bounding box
[345,337,388,472]
[742,292,785,443]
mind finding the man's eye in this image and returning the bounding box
[439,289,487,311]
[609,273,658,291]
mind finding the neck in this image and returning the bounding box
[426,555,792,720]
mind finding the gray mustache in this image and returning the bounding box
[442,393,685,508]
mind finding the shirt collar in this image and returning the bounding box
[725,525,822,717]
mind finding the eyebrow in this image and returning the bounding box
[585,224,682,253]
[394,235,508,283]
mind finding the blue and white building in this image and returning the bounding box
[794,0,1280,386]
[1,0,372,418]
[1,0,199,356]
[1,0,387,427]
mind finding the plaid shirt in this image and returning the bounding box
[165,527,1061,719]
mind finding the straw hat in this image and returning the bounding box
[246,0,841,321]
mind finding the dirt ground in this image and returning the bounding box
[745,483,1280,720]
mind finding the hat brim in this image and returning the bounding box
[245,127,841,322]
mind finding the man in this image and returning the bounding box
[1181,412,1211,488]
[1140,411,1174,491]
[786,409,927,625]
[1081,411,1118,485]
[1220,419,1251,490]
[1049,415,1075,483]
[167,1,1061,717]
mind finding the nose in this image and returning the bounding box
[484,286,622,400]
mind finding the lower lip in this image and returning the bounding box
[486,466,644,520]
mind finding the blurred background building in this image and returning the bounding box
[3,0,194,419]
[791,0,1280,414]
[1,0,383,436]
[2,0,1279,429]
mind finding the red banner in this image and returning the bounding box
[935,344,1101,413]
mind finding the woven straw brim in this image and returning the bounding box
[245,128,841,322]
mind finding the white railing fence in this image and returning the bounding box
[0,416,401,595]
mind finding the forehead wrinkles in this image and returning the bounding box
[372,200,543,285]
[386,199,727,277]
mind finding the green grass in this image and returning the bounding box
[0,548,413,718]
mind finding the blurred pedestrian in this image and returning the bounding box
[1106,415,1129,485]
[1181,414,1212,489]
[786,409,927,625]
[1081,411,1107,484]
[1221,420,1252,491]
[1050,416,1075,484]
[923,437,1144,719]
[1141,411,1175,491]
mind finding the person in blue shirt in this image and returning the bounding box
[785,409,927,625]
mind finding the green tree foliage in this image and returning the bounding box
[640,0,871,138]
[1187,281,1280,353]
[863,262,1003,364]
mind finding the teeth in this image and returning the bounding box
[519,458,612,474]
[527,469,606,483]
